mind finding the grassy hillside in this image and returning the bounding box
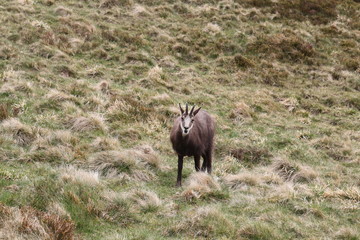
[0,0,359,239]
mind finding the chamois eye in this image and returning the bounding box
[191,119,194,122]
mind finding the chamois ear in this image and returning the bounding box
[179,103,184,115]
[193,107,201,116]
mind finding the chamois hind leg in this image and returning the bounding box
[194,155,200,172]
[206,151,212,174]
[201,154,207,172]
[176,155,184,187]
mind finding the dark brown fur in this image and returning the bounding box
[170,109,215,187]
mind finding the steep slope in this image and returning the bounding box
[0,0,359,239]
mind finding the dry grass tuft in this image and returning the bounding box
[1,118,36,146]
[0,46,18,60]
[223,166,285,189]
[241,0,273,7]
[1,68,22,82]
[96,190,142,225]
[27,130,77,156]
[217,55,255,72]
[278,0,339,25]
[233,54,256,68]
[97,80,110,94]
[343,58,360,72]
[151,93,171,103]
[273,158,317,183]
[260,170,284,185]
[267,183,296,203]
[279,97,298,112]
[242,0,342,25]
[223,171,260,190]
[230,146,271,165]
[335,227,359,240]
[293,165,318,183]
[312,136,352,161]
[69,113,108,132]
[181,172,221,200]
[248,31,315,63]
[203,23,222,35]
[238,223,280,239]
[131,4,150,17]
[88,146,159,181]
[54,6,72,16]
[213,155,241,176]
[84,95,109,112]
[323,187,360,201]
[259,62,290,86]
[273,159,299,181]
[0,104,9,121]
[107,97,153,122]
[147,65,164,82]
[133,145,161,168]
[46,89,74,102]
[166,206,235,238]
[24,145,74,163]
[0,203,76,240]
[41,213,75,240]
[90,137,120,151]
[46,202,70,219]
[229,102,254,121]
[124,189,162,212]
[130,169,156,182]
[60,165,100,186]
[88,150,139,176]
[59,17,96,39]
[99,0,131,8]
[51,130,77,146]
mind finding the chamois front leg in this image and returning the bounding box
[194,155,200,172]
[206,151,212,174]
[201,154,207,172]
[176,155,184,187]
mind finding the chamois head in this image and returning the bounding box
[178,103,201,136]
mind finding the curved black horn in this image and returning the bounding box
[193,107,201,116]
[190,105,195,115]
[179,103,184,114]
[185,103,188,114]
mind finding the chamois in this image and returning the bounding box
[170,104,215,187]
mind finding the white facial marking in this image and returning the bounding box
[180,116,194,136]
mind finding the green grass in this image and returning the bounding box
[1,0,360,239]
